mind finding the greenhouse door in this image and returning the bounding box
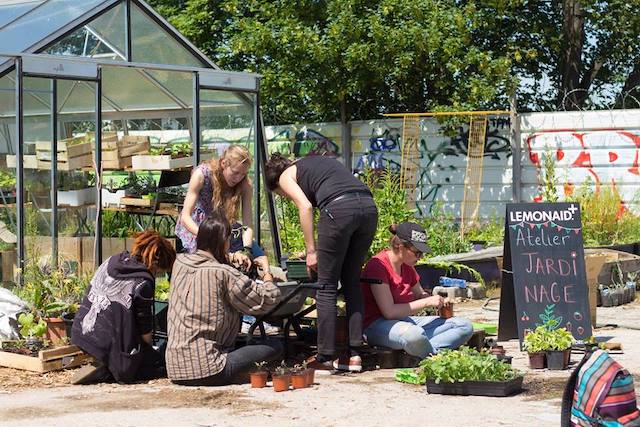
[195,70,281,262]
[17,56,101,275]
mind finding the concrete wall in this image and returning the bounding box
[520,109,640,211]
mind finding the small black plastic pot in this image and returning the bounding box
[546,349,569,370]
[62,312,75,340]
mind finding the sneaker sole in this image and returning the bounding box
[334,364,362,372]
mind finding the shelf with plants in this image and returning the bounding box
[57,172,96,207]
[119,173,158,207]
[131,142,216,170]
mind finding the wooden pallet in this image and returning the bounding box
[0,344,92,373]
[131,155,192,170]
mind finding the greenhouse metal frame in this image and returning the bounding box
[0,0,281,280]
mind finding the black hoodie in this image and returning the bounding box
[71,252,155,383]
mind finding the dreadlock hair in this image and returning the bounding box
[208,144,252,222]
[130,230,176,273]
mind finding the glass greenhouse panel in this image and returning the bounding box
[102,65,184,112]
[0,1,43,28]
[44,2,125,60]
[23,77,53,274]
[198,88,257,232]
[130,2,206,68]
[0,0,106,54]
[0,64,17,284]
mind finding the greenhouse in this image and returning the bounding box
[0,0,280,282]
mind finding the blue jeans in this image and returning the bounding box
[364,316,474,359]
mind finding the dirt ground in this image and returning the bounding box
[1,299,639,427]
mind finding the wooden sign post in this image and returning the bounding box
[498,202,592,343]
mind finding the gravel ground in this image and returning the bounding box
[0,299,639,427]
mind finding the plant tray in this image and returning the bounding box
[0,344,92,373]
[131,155,192,170]
[285,259,313,282]
[269,281,317,317]
[426,376,523,397]
[6,155,38,169]
[120,197,156,207]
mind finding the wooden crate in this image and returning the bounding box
[37,152,93,171]
[120,197,156,207]
[6,155,38,169]
[0,344,92,373]
[36,139,92,162]
[98,136,150,170]
[132,155,192,170]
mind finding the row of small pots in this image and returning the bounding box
[599,286,636,307]
[528,349,571,370]
[250,369,315,392]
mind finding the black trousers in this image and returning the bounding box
[172,340,283,386]
[316,195,378,356]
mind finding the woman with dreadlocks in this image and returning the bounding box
[71,230,176,385]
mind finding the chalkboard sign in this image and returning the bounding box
[498,202,592,344]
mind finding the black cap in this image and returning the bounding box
[396,222,431,254]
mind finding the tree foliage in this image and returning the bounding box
[148,0,640,121]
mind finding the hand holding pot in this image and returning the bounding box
[306,250,318,276]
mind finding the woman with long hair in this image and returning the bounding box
[362,222,473,360]
[167,211,282,386]
[175,144,264,267]
[71,231,176,384]
[264,153,378,372]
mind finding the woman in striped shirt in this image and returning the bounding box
[166,211,282,386]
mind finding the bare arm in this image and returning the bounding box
[240,179,254,247]
[278,166,315,254]
[371,282,444,319]
[180,168,205,236]
[411,281,430,299]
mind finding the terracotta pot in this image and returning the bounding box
[250,371,268,388]
[44,317,66,345]
[528,351,546,369]
[272,374,291,392]
[305,368,315,386]
[291,372,307,389]
[438,304,454,319]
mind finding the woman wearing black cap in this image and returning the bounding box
[361,222,473,359]
[265,153,378,372]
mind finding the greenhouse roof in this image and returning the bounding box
[0,0,217,69]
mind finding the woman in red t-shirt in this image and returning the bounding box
[361,222,473,359]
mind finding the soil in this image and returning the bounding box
[0,299,639,426]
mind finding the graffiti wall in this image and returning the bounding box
[520,109,640,212]
[266,116,513,218]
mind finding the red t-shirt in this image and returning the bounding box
[361,250,420,329]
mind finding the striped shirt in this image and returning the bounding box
[166,250,281,381]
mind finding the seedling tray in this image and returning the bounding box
[426,376,523,397]
[285,259,313,282]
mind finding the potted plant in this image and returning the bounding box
[544,327,574,370]
[418,347,523,397]
[249,361,269,389]
[522,326,548,369]
[17,312,47,353]
[272,362,291,392]
[290,364,308,389]
[302,360,315,386]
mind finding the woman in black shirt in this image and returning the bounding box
[265,153,378,372]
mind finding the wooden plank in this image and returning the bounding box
[7,155,38,169]
[102,157,132,170]
[118,140,149,157]
[0,350,45,372]
[120,197,156,207]
[39,345,83,361]
[40,353,93,372]
[37,152,93,171]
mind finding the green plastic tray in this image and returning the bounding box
[472,322,498,335]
